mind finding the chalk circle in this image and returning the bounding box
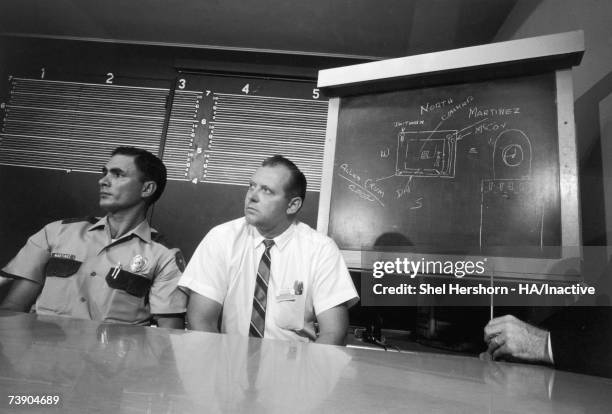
[501,144,524,167]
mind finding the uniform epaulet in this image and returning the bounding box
[150,231,177,249]
[61,216,99,225]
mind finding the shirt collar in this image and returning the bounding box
[88,216,152,244]
[88,217,107,232]
[250,220,296,252]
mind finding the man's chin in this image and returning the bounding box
[99,201,114,213]
[244,212,258,226]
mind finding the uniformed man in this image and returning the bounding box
[0,147,187,329]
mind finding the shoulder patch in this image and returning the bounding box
[61,216,99,225]
[175,251,186,272]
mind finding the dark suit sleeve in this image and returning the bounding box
[544,307,612,378]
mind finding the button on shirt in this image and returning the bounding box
[179,218,359,342]
[2,217,187,325]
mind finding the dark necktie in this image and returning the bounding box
[249,239,274,338]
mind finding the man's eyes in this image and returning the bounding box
[248,183,273,194]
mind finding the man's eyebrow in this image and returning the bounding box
[101,167,124,174]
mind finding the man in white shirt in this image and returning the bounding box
[179,155,358,344]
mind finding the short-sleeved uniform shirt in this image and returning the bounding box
[2,216,187,325]
[179,218,359,342]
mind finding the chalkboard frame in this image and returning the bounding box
[316,31,584,281]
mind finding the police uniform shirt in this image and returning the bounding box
[2,217,187,324]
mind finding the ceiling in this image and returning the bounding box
[0,0,521,59]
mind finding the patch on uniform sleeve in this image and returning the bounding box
[175,251,186,272]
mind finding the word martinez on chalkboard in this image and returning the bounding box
[329,73,561,258]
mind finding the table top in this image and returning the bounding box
[1,311,611,413]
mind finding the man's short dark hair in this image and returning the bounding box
[261,155,307,202]
[111,147,167,205]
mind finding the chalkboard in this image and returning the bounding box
[328,73,561,258]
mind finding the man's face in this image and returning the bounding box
[244,165,293,234]
[98,154,147,213]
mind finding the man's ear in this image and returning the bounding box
[141,181,157,200]
[286,196,302,215]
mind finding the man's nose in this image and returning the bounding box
[99,174,109,186]
[248,188,259,202]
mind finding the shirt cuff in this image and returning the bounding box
[546,331,554,364]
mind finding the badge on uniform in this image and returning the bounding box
[129,254,148,273]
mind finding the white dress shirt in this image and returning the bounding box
[179,218,359,342]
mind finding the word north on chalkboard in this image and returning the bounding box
[329,73,561,257]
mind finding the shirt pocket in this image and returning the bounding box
[105,268,152,298]
[38,259,81,314]
[104,288,148,324]
[45,257,82,278]
[274,291,306,331]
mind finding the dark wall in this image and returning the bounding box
[0,167,101,266]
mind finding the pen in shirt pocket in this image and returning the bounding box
[111,262,122,279]
[293,280,303,295]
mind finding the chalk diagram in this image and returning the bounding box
[479,128,542,250]
[491,129,532,180]
[336,115,487,209]
[335,95,539,245]
[396,129,458,178]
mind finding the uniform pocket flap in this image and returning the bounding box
[45,257,82,278]
[106,268,152,298]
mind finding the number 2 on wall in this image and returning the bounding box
[106,73,114,84]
